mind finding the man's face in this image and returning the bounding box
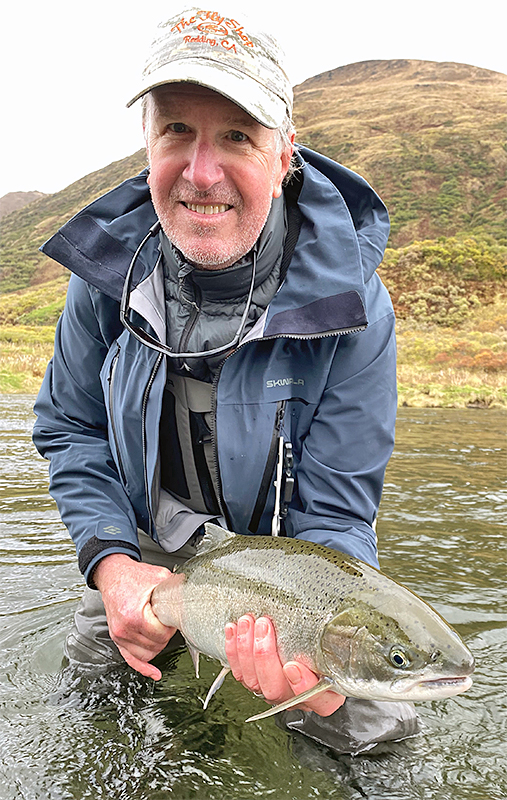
[144,84,294,270]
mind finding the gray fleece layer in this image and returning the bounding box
[161,194,286,380]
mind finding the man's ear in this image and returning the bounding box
[272,132,296,199]
[144,135,151,186]
[142,102,151,185]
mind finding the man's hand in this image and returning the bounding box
[224,614,345,717]
[93,554,180,680]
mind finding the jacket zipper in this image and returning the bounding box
[108,343,127,486]
[142,352,164,537]
[178,277,202,369]
[210,364,230,525]
[210,324,365,529]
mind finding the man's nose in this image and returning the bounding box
[182,140,225,191]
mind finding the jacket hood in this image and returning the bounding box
[41,147,389,335]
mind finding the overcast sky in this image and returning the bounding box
[1,0,505,199]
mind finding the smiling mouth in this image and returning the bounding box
[183,202,231,215]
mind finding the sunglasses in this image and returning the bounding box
[120,221,258,360]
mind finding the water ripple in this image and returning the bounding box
[0,399,505,799]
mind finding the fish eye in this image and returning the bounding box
[389,646,410,669]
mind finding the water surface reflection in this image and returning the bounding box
[0,397,505,799]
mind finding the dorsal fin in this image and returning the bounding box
[196,522,236,556]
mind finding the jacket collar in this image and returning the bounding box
[40,147,389,337]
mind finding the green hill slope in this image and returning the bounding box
[0,59,505,405]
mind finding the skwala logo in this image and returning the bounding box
[266,377,305,388]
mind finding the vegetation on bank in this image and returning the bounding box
[0,241,505,407]
[0,339,54,393]
[396,313,507,408]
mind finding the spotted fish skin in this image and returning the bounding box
[151,524,474,708]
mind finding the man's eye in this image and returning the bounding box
[229,130,248,142]
[168,123,189,133]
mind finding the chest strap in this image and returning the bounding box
[159,371,221,516]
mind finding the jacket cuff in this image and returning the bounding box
[78,536,142,588]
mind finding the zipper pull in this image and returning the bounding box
[271,438,295,536]
[271,436,285,537]
[281,442,294,517]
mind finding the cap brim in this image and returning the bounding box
[126,57,287,129]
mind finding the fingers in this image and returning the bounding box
[113,619,178,681]
[108,602,174,652]
[225,615,293,703]
[283,662,346,716]
[251,617,289,702]
[236,615,261,689]
[118,644,162,681]
[224,614,347,716]
[225,615,277,695]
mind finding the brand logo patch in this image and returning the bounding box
[266,378,305,388]
[172,10,254,54]
[103,525,121,536]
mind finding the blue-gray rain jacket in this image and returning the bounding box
[33,147,397,585]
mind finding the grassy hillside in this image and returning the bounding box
[294,60,507,247]
[0,192,47,220]
[1,60,506,295]
[0,59,505,406]
[0,150,148,293]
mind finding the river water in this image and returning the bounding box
[0,396,505,800]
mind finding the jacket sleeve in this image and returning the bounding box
[285,306,397,569]
[33,274,142,586]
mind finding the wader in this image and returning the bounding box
[65,375,420,756]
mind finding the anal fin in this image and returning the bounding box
[185,639,201,678]
[245,677,336,723]
[203,666,231,710]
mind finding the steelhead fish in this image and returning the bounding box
[151,523,474,721]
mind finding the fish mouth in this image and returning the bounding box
[183,202,232,215]
[418,675,473,693]
[391,674,473,699]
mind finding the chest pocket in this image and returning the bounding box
[159,372,221,515]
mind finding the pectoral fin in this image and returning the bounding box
[202,666,231,710]
[245,677,336,723]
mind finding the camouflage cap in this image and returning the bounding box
[127,7,293,129]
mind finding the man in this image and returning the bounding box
[33,8,418,753]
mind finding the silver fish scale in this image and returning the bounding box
[173,535,374,669]
[151,526,475,707]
